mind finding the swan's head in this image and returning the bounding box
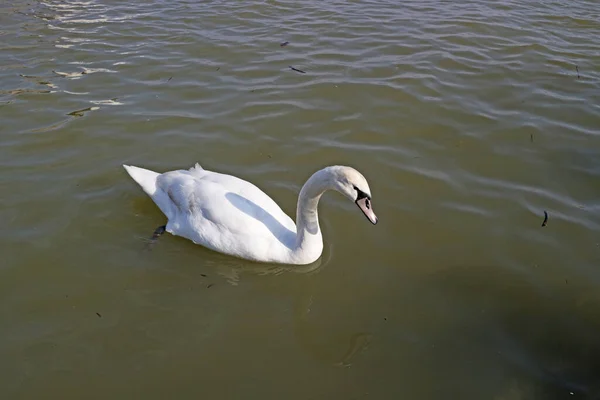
[327,166,378,225]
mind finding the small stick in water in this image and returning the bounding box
[542,211,548,227]
[280,41,289,47]
[289,66,306,74]
[96,312,102,318]
[167,76,172,82]
[575,65,580,79]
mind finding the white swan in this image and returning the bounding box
[123,163,377,265]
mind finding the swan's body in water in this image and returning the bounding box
[123,163,377,265]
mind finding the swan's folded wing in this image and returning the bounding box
[155,169,296,250]
[154,170,202,214]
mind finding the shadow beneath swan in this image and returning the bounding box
[225,192,295,250]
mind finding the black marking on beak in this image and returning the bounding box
[353,185,370,201]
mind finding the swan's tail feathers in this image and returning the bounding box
[123,164,160,196]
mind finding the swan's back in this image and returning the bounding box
[125,163,297,262]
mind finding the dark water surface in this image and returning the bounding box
[2,0,600,398]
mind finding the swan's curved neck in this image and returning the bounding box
[292,168,335,263]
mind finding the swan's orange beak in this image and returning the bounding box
[356,197,378,225]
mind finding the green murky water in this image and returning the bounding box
[2,0,600,398]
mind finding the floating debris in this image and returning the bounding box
[542,211,548,227]
[96,312,102,318]
[67,106,99,117]
[207,284,213,289]
[280,41,289,47]
[289,66,306,74]
[216,67,220,71]
[530,133,533,142]
[200,274,207,277]
[167,76,172,82]
[575,65,580,79]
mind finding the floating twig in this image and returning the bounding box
[67,106,99,117]
[167,76,172,82]
[575,65,580,79]
[280,41,289,47]
[289,66,306,74]
[207,284,214,289]
[96,312,102,318]
[542,211,548,227]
